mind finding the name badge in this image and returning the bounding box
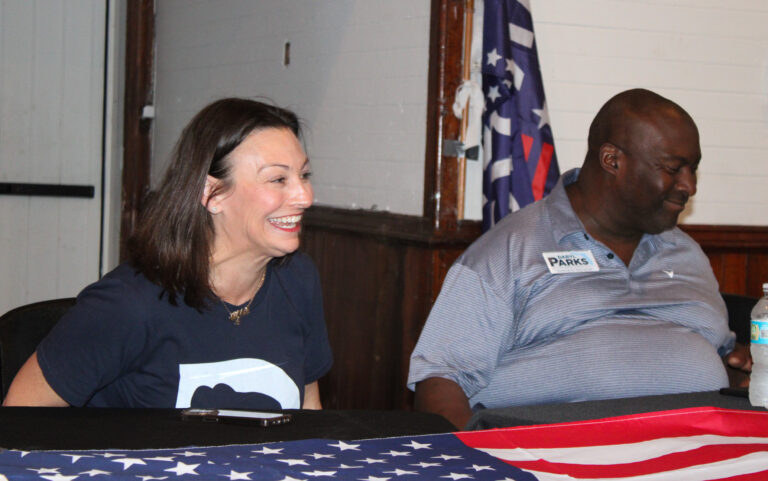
[542,250,600,274]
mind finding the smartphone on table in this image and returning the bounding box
[181,408,292,427]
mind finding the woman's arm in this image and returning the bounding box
[302,381,322,409]
[3,352,69,406]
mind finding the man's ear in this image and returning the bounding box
[598,143,621,175]
[202,175,221,213]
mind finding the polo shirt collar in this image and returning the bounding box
[546,168,678,248]
[547,169,587,244]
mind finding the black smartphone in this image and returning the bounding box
[181,408,292,427]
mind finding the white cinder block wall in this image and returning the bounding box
[153,0,768,225]
[531,0,768,225]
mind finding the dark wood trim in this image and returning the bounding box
[681,224,768,298]
[120,0,155,261]
[423,0,467,233]
[304,205,481,246]
[681,224,768,250]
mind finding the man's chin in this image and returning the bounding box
[646,214,681,234]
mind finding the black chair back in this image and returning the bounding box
[0,298,76,399]
[721,292,757,345]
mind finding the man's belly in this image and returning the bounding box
[472,321,728,409]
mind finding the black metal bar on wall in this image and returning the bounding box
[0,182,95,198]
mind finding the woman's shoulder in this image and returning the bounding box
[82,263,162,299]
[44,264,158,355]
[72,264,164,322]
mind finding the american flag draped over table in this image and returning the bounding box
[1,408,766,480]
[482,0,560,231]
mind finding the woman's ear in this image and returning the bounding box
[202,175,221,214]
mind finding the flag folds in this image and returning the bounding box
[458,407,768,480]
[0,407,766,480]
[482,0,560,231]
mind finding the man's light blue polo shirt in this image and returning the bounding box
[408,169,734,409]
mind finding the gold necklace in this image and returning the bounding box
[221,268,266,325]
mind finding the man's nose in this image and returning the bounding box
[677,168,697,197]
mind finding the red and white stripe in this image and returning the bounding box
[456,407,768,480]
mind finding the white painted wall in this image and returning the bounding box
[153,0,768,226]
[153,0,431,216]
[0,0,109,314]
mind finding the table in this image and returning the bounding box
[1,399,766,479]
[0,408,455,450]
[466,388,766,430]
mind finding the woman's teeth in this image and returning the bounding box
[268,215,302,228]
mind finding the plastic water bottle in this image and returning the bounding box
[749,283,768,407]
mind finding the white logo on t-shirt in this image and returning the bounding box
[175,358,300,408]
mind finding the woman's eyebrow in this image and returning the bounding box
[258,158,310,172]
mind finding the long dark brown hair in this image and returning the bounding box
[128,98,301,309]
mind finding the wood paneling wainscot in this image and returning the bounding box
[305,218,768,411]
[301,206,480,411]
[297,0,478,412]
[682,225,768,298]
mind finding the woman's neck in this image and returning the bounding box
[209,248,270,305]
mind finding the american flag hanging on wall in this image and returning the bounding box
[482,0,560,231]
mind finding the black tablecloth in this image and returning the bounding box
[466,389,765,430]
[0,408,455,450]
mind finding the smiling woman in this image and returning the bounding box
[3,98,332,410]
[205,128,313,265]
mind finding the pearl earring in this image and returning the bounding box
[210,206,219,214]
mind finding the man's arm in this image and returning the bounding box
[414,377,472,430]
[725,342,752,387]
[409,261,517,429]
[2,352,69,406]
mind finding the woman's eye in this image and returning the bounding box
[301,171,313,180]
[270,177,286,184]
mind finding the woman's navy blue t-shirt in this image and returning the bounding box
[37,253,332,409]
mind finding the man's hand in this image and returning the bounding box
[414,377,473,430]
[725,342,752,388]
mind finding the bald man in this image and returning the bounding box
[408,89,751,429]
